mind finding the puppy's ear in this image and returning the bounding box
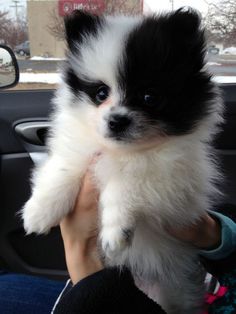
[64,10,103,51]
[167,8,205,71]
[168,7,201,37]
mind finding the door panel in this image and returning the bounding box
[215,85,236,206]
[0,90,67,280]
[0,85,235,280]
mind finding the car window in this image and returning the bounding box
[0,0,235,90]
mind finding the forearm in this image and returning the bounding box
[59,164,103,285]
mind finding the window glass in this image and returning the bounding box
[0,0,235,90]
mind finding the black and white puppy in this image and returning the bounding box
[22,8,223,314]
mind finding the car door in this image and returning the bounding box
[0,88,67,280]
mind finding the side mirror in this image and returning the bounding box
[0,45,19,89]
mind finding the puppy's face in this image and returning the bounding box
[63,9,215,150]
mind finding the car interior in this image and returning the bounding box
[0,46,67,280]
[0,40,236,286]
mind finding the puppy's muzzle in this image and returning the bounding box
[108,114,131,134]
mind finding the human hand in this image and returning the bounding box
[167,214,221,250]
[60,159,103,285]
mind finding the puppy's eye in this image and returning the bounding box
[96,85,110,103]
[143,93,156,106]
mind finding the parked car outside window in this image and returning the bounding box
[14,40,30,56]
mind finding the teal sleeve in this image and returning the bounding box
[200,210,236,260]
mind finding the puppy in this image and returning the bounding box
[22,8,223,314]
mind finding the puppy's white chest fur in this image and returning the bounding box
[94,140,210,313]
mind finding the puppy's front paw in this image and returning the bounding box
[101,226,133,258]
[22,198,55,234]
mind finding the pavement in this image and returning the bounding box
[17,59,62,73]
[206,54,236,76]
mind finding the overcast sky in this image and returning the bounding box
[0,0,26,18]
[145,0,209,14]
[0,0,216,19]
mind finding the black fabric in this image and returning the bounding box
[54,267,165,314]
[201,250,236,279]
[216,204,236,224]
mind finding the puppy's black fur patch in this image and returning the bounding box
[119,8,216,135]
[64,10,104,52]
[65,66,109,106]
[64,67,81,95]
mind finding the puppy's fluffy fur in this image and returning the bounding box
[22,8,223,314]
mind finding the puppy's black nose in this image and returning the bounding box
[108,114,131,133]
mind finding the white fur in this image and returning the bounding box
[22,15,223,314]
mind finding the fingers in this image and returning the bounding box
[79,151,101,197]
[63,152,101,221]
[167,214,221,249]
[74,154,100,213]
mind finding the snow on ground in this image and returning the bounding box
[20,72,236,85]
[30,56,65,61]
[20,72,61,84]
[207,62,222,66]
[213,76,236,84]
[222,47,236,55]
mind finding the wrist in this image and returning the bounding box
[67,253,103,285]
[63,238,104,285]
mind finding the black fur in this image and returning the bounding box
[64,9,104,52]
[65,66,109,106]
[119,8,216,135]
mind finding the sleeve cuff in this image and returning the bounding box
[200,210,236,260]
[51,279,72,313]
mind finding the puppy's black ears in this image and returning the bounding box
[168,8,205,72]
[64,10,103,51]
[169,7,202,37]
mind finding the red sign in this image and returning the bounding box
[58,0,106,16]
